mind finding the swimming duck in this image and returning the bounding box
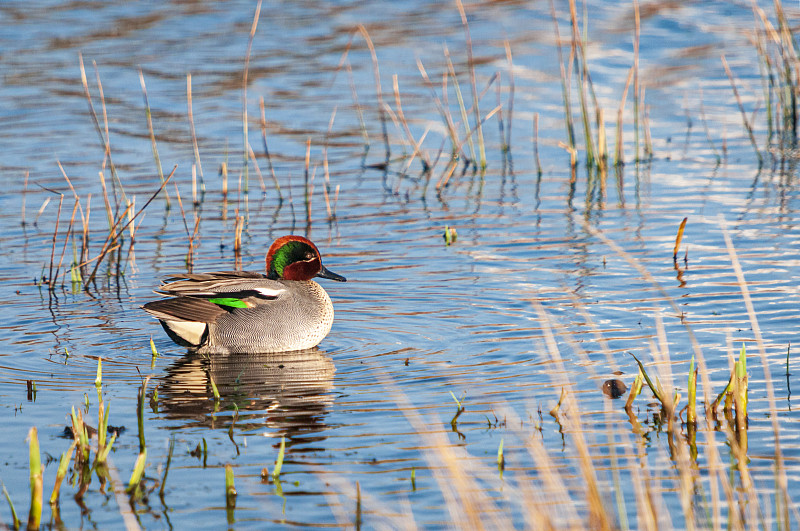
[143,235,345,354]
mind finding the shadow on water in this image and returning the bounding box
[156,348,335,439]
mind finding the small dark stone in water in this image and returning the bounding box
[61,424,125,439]
[612,370,624,376]
[190,442,202,457]
[602,379,627,399]
[404,358,409,366]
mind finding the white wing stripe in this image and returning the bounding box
[255,287,285,298]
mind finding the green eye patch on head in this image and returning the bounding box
[270,240,314,277]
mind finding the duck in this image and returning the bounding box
[143,235,346,354]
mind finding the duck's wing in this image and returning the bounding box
[142,296,227,324]
[155,271,285,299]
[143,272,289,348]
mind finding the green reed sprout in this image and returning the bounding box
[27,427,42,531]
[50,441,77,505]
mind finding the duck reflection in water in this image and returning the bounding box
[154,348,335,441]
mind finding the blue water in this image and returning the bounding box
[1,0,800,529]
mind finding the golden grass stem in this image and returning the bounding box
[79,54,125,209]
[86,166,176,285]
[139,69,169,205]
[455,0,486,169]
[721,55,763,165]
[673,217,688,262]
[241,0,263,195]
[21,171,29,226]
[633,0,641,162]
[551,1,576,165]
[186,73,205,193]
[504,40,515,153]
[258,97,282,201]
[392,75,432,171]
[47,194,63,288]
[615,67,634,166]
[533,113,543,176]
[358,25,389,161]
[52,200,78,289]
[445,46,476,167]
[417,58,461,159]
[304,138,313,226]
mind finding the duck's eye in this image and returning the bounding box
[304,251,315,260]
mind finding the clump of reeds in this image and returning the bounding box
[551,0,652,189]
[750,0,799,158]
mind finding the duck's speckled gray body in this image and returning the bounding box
[202,278,334,354]
[143,236,345,354]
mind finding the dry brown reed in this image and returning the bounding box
[139,68,169,206]
[259,97,283,201]
[721,54,763,165]
[455,0,486,170]
[241,0,263,194]
[358,24,390,162]
[186,74,205,194]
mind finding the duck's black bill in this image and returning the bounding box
[317,265,346,282]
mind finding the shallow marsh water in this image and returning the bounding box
[2,0,800,529]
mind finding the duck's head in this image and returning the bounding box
[266,235,346,282]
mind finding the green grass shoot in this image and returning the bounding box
[98,402,109,451]
[96,432,116,463]
[70,407,90,463]
[210,374,220,401]
[687,355,697,425]
[630,353,665,405]
[126,449,147,495]
[49,440,77,505]
[497,438,505,471]
[272,437,286,481]
[95,357,102,388]
[449,391,463,409]
[160,436,175,498]
[550,387,567,418]
[624,370,643,410]
[2,482,19,530]
[225,464,237,508]
[735,343,748,420]
[27,427,42,531]
[137,380,148,453]
[443,226,458,246]
[411,468,416,491]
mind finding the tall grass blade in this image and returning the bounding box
[126,449,147,495]
[2,483,19,531]
[26,427,42,531]
[225,464,237,508]
[49,441,77,506]
[673,217,688,262]
[272,437,286,480]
